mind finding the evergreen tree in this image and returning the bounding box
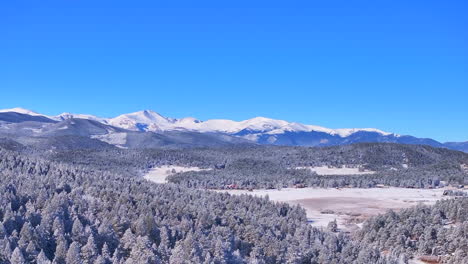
[66,242,83,264]
[81,235,98,263]
[10,247,26,264]
[36,250,52,264]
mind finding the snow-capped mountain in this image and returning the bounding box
[56,112,107,123]
[0,107,48,117]
[108,110,177,131]
[0,107,465,151]
[0,107,394,137]
[0,108,106,123]
[103,110,395,138]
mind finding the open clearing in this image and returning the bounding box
[143,167,450,231]
[296,165,375,175]
[220,187,448,230]
[144,165,210,183]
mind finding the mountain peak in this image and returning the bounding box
[0,107,396,140]
[108,110,176,132]
[56,112,108,123]
[1,107,466,151]
[0,107,42,116]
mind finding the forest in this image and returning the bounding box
[33,143,468,190]
[0,142,467,263]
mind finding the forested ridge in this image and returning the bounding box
[164,144,468,189]
[33,143,468,190]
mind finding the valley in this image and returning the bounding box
[3,1,468,262]
[143,165,451,230]
[1,109,467,263]
[221,187,448,230]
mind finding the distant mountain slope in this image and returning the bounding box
[0,111,251,150]
[0,112,56,123]
[0,107,465,151]
[444,142,468,152]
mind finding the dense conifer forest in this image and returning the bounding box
[0,143,467,263]
[34,143,468,190]
[0,147,396,263]
[357,198,468,263]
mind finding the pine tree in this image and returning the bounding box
[121,229,135,255]
[327,219,338,232]
[66,242,83,264]
[10,247,26,264]
[25,241,38,262]
[71,219,85,244]
[53,235,68,264]
[18,222,35,248]
[127,236,158,264]
[95,255,108,264]
[81,235,98,263]
[52,217,65,238]
[0,223,6,239]
[1,239,13,260]
[102,242,111,260]
[36,250,52,264]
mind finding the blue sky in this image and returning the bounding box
[1,0,467,142]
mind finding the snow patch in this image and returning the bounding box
[28,128,43,133]
[108,110,176,132]
[297,166,375,175]
[333,128,393,137]
[143,166,211,184]
[220,187,448,229]
[0,108,50,118]
[91,133,127,146]
[56,112,108,123]
[461,164,468,173]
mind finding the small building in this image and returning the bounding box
[225,184,238,189]
[418,255,441,263]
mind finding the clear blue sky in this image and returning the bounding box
[1,0,467,142]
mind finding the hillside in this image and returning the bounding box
[0,108,465,151]
[25,142,468,190]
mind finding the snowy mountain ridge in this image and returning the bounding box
[1,107,466,151]
[0,108,395,138]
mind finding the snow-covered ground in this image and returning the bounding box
[143,166,211,184]
[462,164,468,173]
[0,107,395,137]
[91,133,127,147]
[297,166,375,175]
[219,187,448,230]
[143,165,449,231]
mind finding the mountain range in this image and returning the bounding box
[0,107,466,152]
